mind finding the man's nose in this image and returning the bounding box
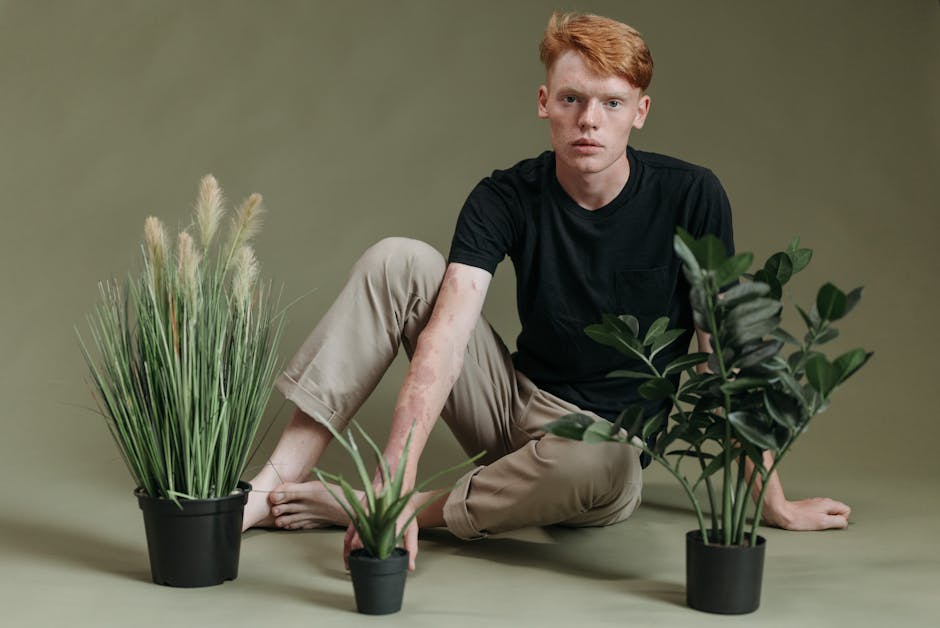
[579,100,599,129]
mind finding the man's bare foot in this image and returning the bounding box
[268,481,353,530]
[242,464,283,530]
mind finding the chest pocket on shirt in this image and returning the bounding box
[614,266,672,324]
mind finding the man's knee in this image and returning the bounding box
[536,436,642,515]
[354,237,446,285]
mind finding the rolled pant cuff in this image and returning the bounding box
[443,465,487,540]
[275,372,346,429]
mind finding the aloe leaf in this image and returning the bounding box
[412,450,485,494]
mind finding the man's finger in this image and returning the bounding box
[343,524,356,570]
[826,499,851,517]
[406,522,418,571]
[822,514,849,529]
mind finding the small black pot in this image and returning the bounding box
[348,548,409,615]
[136,481,250,587]
[686,529,766,614]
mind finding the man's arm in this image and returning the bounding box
[343,262,491,570]
[744,450,850,530]
[384,262,491,488]
[694,329,851,531]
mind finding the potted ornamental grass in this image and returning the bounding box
[543,229,871,614]
[313,418,483,615]
[77,175,285,587]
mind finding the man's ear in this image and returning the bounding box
[537,85,549,119]
[633,94,651,129]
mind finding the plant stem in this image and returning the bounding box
[731,449,749,543]
[650,450,709,541]
[702,276,734,544]
[666,373,718,536]
[734,453,764,545]
[749,440,792,545]
[695,444,719,532]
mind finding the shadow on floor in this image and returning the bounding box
[237,571,353,611]
[416,527,686,608]
[0,514,149,582]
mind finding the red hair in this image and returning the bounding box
[539,11,653,91]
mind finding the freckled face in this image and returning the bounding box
[538,50,650,179]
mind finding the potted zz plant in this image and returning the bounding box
[543,228,871,614]
[77,175,285,587]
[312,418,483,615]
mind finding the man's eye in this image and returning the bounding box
[563,95,578,103]
[608,100,622,109]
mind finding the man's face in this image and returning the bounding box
[538,50,650,178]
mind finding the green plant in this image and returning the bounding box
[543,229,871,546]
[313,419,484,560]
[77,175,285,501]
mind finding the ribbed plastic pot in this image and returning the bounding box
[348,548,409,615]
[686,529,766,614]
[136,481,250,587]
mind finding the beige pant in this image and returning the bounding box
[276,237,642,540]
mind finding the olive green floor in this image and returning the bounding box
[1,440,936,628]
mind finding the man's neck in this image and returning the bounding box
[555,152,631,211]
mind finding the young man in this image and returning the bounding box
[243,12,851,571]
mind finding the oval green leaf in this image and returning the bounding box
[816,282,848,321]
[638,377,675,401]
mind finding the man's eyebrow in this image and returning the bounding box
[555,85,631,100]
[554,85,586,96]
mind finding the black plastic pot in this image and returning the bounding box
[348,548,409,615]
[686,529,766,614]
[136,481,250,587]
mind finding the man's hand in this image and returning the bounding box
[762,497,851,531]
[346,262,489,572]
[745,451,851,532]
[396,500,419,571]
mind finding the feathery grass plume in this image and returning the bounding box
[144,216,169,294]
[144,216,169,266]
[78,176,287,501]
[176,231,201,305]
[194,174,225,251]
[232,245,259,314]
[223,193,263,271]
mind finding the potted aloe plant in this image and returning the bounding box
[77,175,285,587]
[543,229,871,614]
[313,419,483,615]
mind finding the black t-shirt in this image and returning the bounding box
[448,146,734,426]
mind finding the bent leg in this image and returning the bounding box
[442,386,643,539]
[276,237,447,431]
[244,237,448,529]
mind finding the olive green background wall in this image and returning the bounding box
[0,0,937,519]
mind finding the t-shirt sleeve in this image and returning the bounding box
[447,177,520,275]
[689,170,735,256]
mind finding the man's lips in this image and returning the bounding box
[572,139,603,154]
